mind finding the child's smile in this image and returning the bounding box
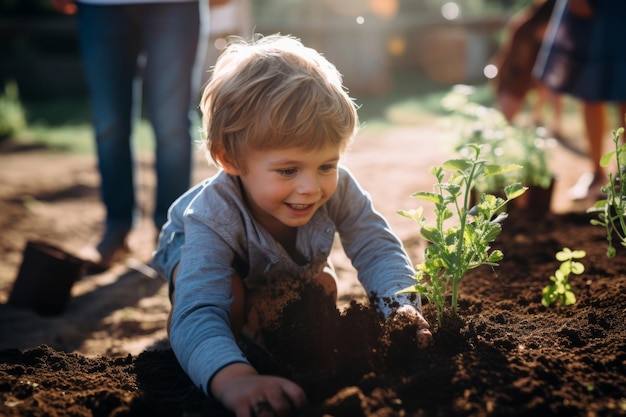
[286,203,315,213]
[232,144,342,237]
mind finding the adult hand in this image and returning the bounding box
[393,305,433,349]
[51,0,77,14]
[211,363,307,417]
[568,0,594,18]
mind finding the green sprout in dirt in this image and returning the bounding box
[542,248,585,308]
[397,143,526,324]
[587,127,626,258]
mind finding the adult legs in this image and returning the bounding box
[567,101,607,200]
[76,3,139,264]
[583,101,606,179]
[140,2,201,231]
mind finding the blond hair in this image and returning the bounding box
[200,34,359,173]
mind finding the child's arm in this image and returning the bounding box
[160,178,308,415]
[329,168,432,346]
[329,168,419,310]
[171,232,308,415]
[165,202,253,395]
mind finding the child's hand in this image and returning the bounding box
[393,305,433,349]
[211,363,307,416]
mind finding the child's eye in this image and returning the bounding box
[320,164,337,173]
[277,168,298,177]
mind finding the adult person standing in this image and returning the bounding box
[492,0,563,135]
[51,0,211,269]
[533,0,626,200]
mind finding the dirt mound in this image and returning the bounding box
[2,211,625,416]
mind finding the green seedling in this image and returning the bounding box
[587,127,626,257]
[398,143,526,324]
[542,248,585,308]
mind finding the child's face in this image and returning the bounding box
[236,143,341,234]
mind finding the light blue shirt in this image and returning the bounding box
[151,165,421,395]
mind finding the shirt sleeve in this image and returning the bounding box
[151,179,210,285]
[168,195,250,396]
[328,167,421,316]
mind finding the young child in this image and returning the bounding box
[152,33,432,417]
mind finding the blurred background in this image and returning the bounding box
[0,0,531,147]
[0,0,530,96]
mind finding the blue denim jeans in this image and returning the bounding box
[76,1,201,233]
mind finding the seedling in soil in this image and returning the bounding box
[397,144,526,325]
[542,247,585,308]
[587,127,626,258]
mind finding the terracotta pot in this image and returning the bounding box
[8,241,86,316]
[511,177,556,219]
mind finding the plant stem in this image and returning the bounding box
[451,156,478,315]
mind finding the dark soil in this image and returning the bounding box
[2,211,626,417]
[1,117,624,417]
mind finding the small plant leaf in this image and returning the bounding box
[600,151,616,168]
[442,159,473,171]
[504,183,527,200]
[397,208,424,224]
[564,291,576,306]
[440,183,461,195]
[555,269,565,281]
[543,247,585,308]
[483,163,523,177]
[487,250,504,263]
[555,248,572,261]
[483,225,503,242]
[429,165,444,179]
[570,261,585,274]
[420,226,440,244]
[441,207,454,221]
[411,191,443,205]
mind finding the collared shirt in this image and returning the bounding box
[151,165,420,395]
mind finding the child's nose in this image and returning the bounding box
[297,172,321,194]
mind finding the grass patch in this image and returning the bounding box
[17,121,156,154]
[15,98,158,154]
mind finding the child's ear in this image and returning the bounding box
[215,148,240,175]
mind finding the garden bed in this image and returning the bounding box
[0,124,624,416]
[1,210,625,416]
